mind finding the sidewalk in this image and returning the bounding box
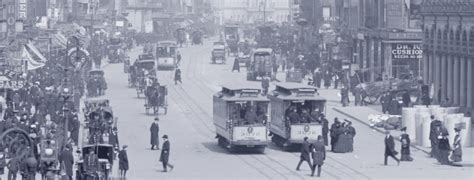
[332,105,474,165]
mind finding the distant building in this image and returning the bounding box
[419,0,474,109]
[211,0,291,25]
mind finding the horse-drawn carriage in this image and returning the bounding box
[86,70,107,97]
[211,42,226,64]
[356,79,420,104]
[144,84,168,115]
[192,30,203,45]
[83,99,117,143]
[108,37,124,63]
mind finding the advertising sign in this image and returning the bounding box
[18,0,27,19]
[290,124,322,141]
[232,126,267,142]
[0,68,25,90]
[391,44,423,59]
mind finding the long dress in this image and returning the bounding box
[450,134,462,162]
[400,133,413,161]
[437,137,451,165]
[333,127,351,153]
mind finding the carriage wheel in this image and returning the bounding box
[365,95,380,104]
[0,128,33,158]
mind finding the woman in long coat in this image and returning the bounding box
[399,127,413,161]
[333,124,352,153]
[437,131,451,165]
[311,136,326,177]
[450,128,462,162]
[119,145,129,177]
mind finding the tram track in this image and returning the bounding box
[166,44,306,180]
[182,43,371,180]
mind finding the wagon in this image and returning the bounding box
[145,85,168,115]
[356,79,420,104]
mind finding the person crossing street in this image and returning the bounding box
[150,117,160,150]
[160,135,174,172]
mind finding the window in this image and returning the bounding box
[323,7,331,18]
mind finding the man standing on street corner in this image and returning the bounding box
[160,135,174,172]
[150,117,160,150]
[296,137,312,171]
[119,145,129,178]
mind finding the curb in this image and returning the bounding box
[332,107,431,155]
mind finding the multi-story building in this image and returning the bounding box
[211,0,291,25]
[419,0,474,109]
[331,0,422,82]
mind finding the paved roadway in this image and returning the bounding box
[96,38,473,180]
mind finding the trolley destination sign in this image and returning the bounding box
[391,43,423,59]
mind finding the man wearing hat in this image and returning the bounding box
[150,117,160,150]
[399,127,413,161]
[119,145,129,177]
[59,145,74,180]
[160,135,174,172]
[384,130,400,166]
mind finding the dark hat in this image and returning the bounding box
[162,135,168,139]
[122,145,128,149]
[454,128,461,132]
[385,130,390,134]
[401,127,407,131]
[154,117,159,121]
[344,119,352,124]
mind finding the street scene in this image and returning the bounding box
[0,0,472,180]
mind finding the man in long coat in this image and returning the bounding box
[429,115,442,158]
[296,137,312,171]
[384,130,400,165]
[150,118,160,150]
[160,135,174,172]
[69,116,80,145]
[321,115,329,146]
[59,145,74,180]
[311,136,326,177]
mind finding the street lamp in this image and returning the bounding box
[60,87,73,149]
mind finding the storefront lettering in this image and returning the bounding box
[391,44,423,59]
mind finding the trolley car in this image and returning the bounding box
[155,41,177,70]
[268,82,326,150]
[213,84,269,152]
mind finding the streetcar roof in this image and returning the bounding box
[82,144,114,148]
[215,83,268,101]
[269,82,326,101]
[84,98,109,104]
[254,48,273,54]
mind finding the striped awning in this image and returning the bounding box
[25,43,47,62]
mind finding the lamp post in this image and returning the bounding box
[61,87,72,149]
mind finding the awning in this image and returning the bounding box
[25,43,48,62]
[52,32,68,49]
[21,46,45,70]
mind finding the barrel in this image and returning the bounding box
[402,108,417,141]
[421,116,432,147]
[460,117,472,147]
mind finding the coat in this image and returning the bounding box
[384,135,397,156]
[451,134,462,162]
[300,141,311,161]
[150,122,159,146]
[118,150,129,170]
[109,132,120,149]
[69,119,80,144]
[59,150,74,176]
[311,141,326,165]
[400,133,411,155]
[160,140,170,163]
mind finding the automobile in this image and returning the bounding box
[211,42,226,64]
[76,144,115,180]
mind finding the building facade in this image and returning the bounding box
[211,0,291,25]
[420,0,474,109]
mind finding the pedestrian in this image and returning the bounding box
[177,51,182,65]
[160,135,174,172]
[333,72,340,89]
[174,67,182,85]
[399,127,413,161]
[150,117,160,150]
[109,127,120,150]
[119,145,129,177]
[360,89,367,106]
[429,115,442,158]
[321,114,329,146]
[450,128,462,163]
[261,76,270,96]
[59,145,74,180]
[69,115,80,146]
[421,93,431,107]
[380,92,390,114]
[330,118,341,151]
[311,135,326,177]
[296,137,312,171]
[402,91,411,107]
[7,157,20,180]
[437,130,451,165]
[232,58,240,72]
[389,98,400,115]
[353,87,361,106]
[340,88,349,107]
[384,130,400,166]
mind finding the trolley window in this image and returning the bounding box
[229,101,269,126]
